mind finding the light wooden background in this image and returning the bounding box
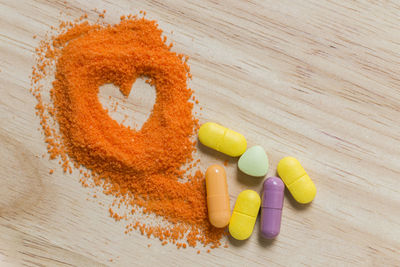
[1,0,400,266]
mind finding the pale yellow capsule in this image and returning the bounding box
[277,157,316,204]
[198,122,246,157]
[229,190,260,240]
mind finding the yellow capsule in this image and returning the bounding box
[206,164,231,228]
[198,122,247,157]
[229,190,260,240]
[277,157,316,204]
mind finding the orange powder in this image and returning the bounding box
[31,14,224,248]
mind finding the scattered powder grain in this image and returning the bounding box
[30,13,224,249]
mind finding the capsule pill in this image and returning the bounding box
[198,122,246,157]
[261,177,284,239]
[277,157,316,204]
[229,190,260,240]
[206,164,231,228]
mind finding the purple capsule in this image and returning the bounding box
[261,177,284,239]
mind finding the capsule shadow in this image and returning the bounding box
[227,234,249,247]
[257,233,276,247]
[196,139,237,165]
[284,188,312,210]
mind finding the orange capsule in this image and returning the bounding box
[206,164,231,228]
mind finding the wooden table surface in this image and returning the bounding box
[1,0,400,266]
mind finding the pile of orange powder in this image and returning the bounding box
[30,13,225,250]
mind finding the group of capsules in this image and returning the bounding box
[199,122,317,240]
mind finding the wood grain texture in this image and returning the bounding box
[1,0,400,266]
